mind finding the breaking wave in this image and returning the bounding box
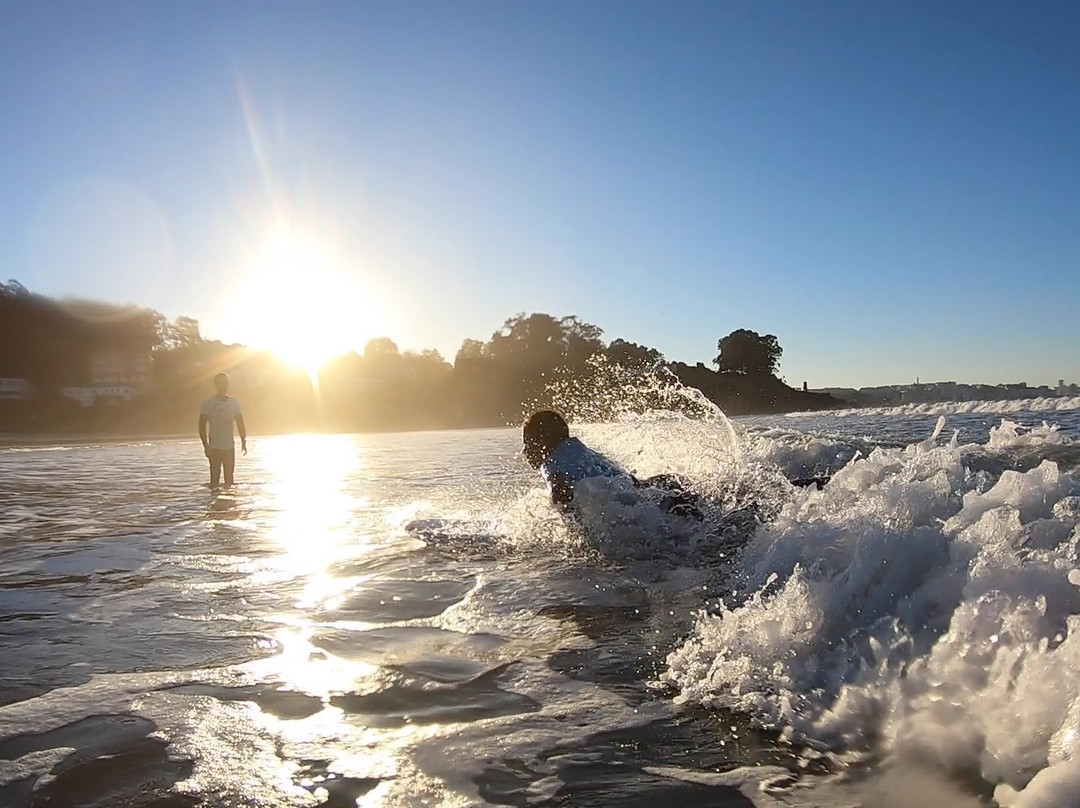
[793,395,1080,418]
[663,415,1080,807]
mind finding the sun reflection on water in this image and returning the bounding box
[247,625,377,699]
[253,434,365,580]
[246,434,374,690]
[207,434,468,804]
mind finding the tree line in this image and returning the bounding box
[0,281,839,435]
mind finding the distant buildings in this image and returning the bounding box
[89,352,151,387]
[814,379,1079,407]
[59,385,140,407]
[59,351,152,407]
[0,378,33,401]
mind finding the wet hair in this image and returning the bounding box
[522,410,569,468]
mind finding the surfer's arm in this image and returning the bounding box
[549,472,574,505]
[198,413,209,456]
[236,414,247,455]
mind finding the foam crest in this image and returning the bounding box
[740,426,863,481]
[793,395,1080,418]
[664,418,1080,802]
[580,412,741,489]
[988,418,1070,449]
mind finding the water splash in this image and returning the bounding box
[532,355,726,424]
[663,416,1080,803]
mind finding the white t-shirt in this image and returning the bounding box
[200,396,242,450]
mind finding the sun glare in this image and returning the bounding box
[234,232,384,373]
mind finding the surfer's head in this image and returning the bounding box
[213,372,230,396]
[522,410,569,468]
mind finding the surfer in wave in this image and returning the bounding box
[522,410,704,519]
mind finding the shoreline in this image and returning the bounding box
[0,410,827,449]
[0,432,194,448]
[0,423,529,449]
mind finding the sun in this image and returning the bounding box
[235,231,384,373]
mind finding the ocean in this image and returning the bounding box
[1,397,1079,807]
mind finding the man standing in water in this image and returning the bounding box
[198,372,247,489]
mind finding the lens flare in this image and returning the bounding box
[231,231,385,375]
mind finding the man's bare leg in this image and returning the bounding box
[223,450,236,488]
[209,453,223,490]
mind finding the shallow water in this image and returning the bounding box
[1,404,1079,807]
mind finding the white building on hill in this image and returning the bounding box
[0,378,33,400]
[60,385,140,407]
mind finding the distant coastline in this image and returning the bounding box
[1,282,850,437]
[811,379,1079,408]
[0,362,846,441]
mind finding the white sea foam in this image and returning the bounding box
[663,416,1080,804]
[790,395,1080,418]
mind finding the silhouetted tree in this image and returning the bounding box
[477,313,607,420]
[605,339,663,370]
[561,316,605,368]
[363,337,400,361]
[714,329,782,376]
[484,313,605,372]
[454,338,486,367]
[400,348,450,379]
[156,315,202,350]
[487,313,562,367]
[0,284,163,389]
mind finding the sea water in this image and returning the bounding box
[0,400,1078,807]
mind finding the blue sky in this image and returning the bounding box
[1,1,1078,388]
